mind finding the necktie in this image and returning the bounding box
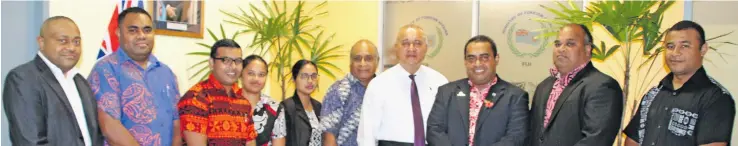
[409,75,424,146]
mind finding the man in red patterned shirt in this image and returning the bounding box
[529,24,623,146]
[178,39,257,146]
[427,35,530,146]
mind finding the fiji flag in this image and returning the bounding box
[96,0,145,60]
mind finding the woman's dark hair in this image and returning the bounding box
[291,59,317,97]
[242,54,268,73]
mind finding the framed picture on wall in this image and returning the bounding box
[149,0,204,38]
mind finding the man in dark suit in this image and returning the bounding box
[427,35,529,146]
[2,16,103,146]
[529,24,623,146]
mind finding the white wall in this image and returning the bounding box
[692,1,738,144]
[48,0,259,94]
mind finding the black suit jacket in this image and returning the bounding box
[2,56,104,146]
[427,77,530,146]
[280,95,322,146]
[529,62,623,146]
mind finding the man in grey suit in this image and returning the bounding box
[427,35,529,146]
[529,24,623,146]
[2,16,103,146]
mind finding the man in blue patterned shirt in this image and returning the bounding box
[88,7,182,146]
[320,39,379,146]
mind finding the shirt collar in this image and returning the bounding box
[38,51,79,79]
[661,67,711,91]
[549,61,589,79]
[115,48,160,69]
[346,73,370,88]
[396,64,425,79]
[467,75,499,92]
[205,74,240,96]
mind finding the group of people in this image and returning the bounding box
[2,7,734,146]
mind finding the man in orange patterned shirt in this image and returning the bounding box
[178,39,257,146]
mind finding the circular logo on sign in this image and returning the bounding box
[411,16,448,59]
[503,11,552,58]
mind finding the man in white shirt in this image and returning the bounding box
[3,16,103,146]
[358,24,449,146]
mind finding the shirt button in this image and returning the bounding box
[672,92,676,96]
[658,125,661,129]
[665,107,668,111]
[651,142,655,145]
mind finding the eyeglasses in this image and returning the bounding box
[298,73,319,80]
[351,55,377,63]
[213,57,243,65]
[465,54,492,63]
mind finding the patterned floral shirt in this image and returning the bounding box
[543,62,588,127]
[319,74,367,146]
[89,49,180,146]
[247,93,285,146]
[467,77,498,146]
[178,75,257,145]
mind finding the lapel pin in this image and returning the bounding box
[457,91,466,97]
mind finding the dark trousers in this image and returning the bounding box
[377,140,428,146]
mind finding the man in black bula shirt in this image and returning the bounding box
[623,20,735,146]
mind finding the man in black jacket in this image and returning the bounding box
[427,35,529,146]
[529,23,623,146]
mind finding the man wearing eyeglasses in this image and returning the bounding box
[320,39,379,146]
[89,7,182,146]
[358,24,449,146]
[177,39,257,146]
[426,35,529,146]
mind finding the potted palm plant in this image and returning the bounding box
[220,0,344,100]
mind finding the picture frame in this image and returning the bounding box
[149,1,204,38]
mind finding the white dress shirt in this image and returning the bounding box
[38,52,91,146]
[358,65,448,146]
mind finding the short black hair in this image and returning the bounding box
[667,20,706,46]
[242,55,268,73]
[118,7,152,26]
[576,24,593,46]
[210,39,241,58]
[464,35,498,56]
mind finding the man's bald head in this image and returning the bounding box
[395,24,427,44]
[350,39,379,86]
[350,39,378,57]
[560,23,593,48]
[39,16,79,37]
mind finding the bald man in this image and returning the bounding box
[529,24,623,146]
[3,16,104,146]
[358,25,449,146]
[320,39,380,146]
